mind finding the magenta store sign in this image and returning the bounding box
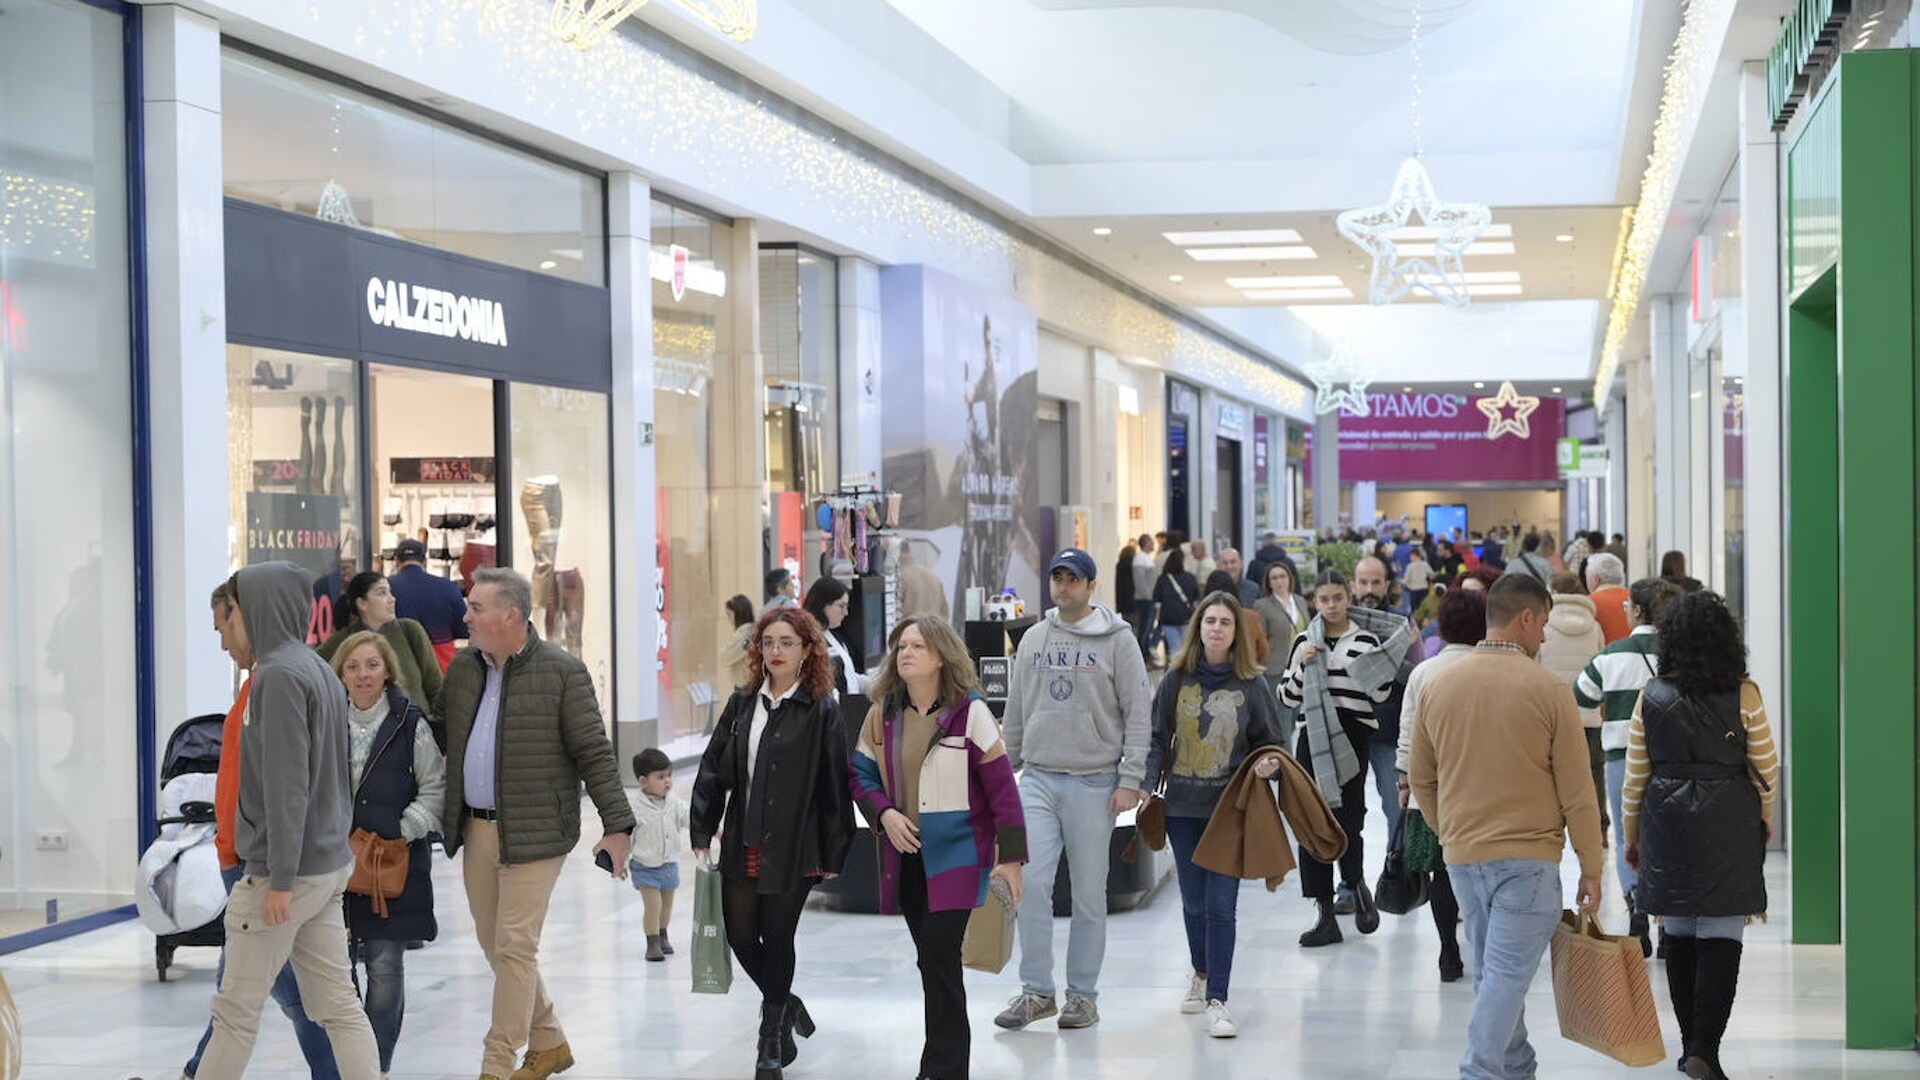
[1305,392,1566,484]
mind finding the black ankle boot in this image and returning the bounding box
[1627,888,1652,957]
[1352,881,1380,934]
[1664,935,1698,1068]
[756,1001,785,1079]
[1438,938,1464,983]
[780,994,814,1067]
[1682,938,1742,1080]
[1299,899,1343,947]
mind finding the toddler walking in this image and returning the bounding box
[629,748,691,962]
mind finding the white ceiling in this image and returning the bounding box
[1277,299,1607,385]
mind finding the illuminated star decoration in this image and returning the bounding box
[1336,157,1492,308]
[1476,381,1540,440]
[550,0,757,48]
[1308,348,1372,417]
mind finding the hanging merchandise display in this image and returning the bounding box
[1337,0,1492,309]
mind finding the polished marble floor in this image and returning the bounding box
[7,806,1916,1079]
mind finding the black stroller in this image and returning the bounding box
[145,713,227,981]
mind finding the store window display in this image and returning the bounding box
[0,0,138,933]
[512,385,613,717]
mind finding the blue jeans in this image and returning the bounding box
[1166,814,1241,1003]
[1448,858,1563,1079]
[1604,757,1637,894]
[1161,624,1186,658]
[186,866,341,1080]
[1367,732,1403,837]
[1015,769,1118,998]
[1663,916,1745,941]
[353,938,406,1072]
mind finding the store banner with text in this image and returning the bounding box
[879,266,1040,620]
[1305,392,1566,485]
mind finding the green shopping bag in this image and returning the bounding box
[691,863,733,995]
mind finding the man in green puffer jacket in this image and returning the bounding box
[436,567,635,1080]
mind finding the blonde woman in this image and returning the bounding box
[850,615,1026,1080]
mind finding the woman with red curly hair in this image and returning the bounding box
[690,607,854,1080]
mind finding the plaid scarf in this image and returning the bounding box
[1298,604,1417,808]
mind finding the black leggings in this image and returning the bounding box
[724,877,813,1007]
[1297,717,1371,900]
[1430,864,1460,950]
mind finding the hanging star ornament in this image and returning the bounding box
[1476,381,1540,440]
[1308,349,1372,417]
[1337,157,1492,308]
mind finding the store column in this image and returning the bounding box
[1624,351,1656,579]
[609,172,659,747]
[1311,414,1338,532]
[142,6,234,737]
[1650,295,1692,566]
[838,257,883,484]
[711,222,766,610]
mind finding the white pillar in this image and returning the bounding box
[607,173,657,751]
[1650,295,1693,567]
[1312,415,1340,531]
[1625,351,1657,580]
[1739,60,1787,750]
[142,6,233,739]
[837,257,883,486]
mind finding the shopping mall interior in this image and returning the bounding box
[1,0,1916,1076]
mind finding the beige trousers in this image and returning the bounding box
[195,864,380,1080]
[462,818,569,1076]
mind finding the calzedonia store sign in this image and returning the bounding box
[226,199,612,391]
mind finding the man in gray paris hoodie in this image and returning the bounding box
[195,561,380,1080]
[995,548,1152,1033]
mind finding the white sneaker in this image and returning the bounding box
[1180,971,1207,1014]
[1205,999,1238,1038]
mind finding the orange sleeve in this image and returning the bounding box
[214,680,249,869]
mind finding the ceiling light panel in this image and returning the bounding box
[1186,246,1320,262]
[1225,274,1345,289]
[1394,241,1516,257]
[1387,223,1514,241]
[1240,287,1356,301]
[1163,229,1304,246]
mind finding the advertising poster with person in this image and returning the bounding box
[879,265,1040,621]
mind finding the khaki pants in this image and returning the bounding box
[195,864,379,1080]
[462,818,568,1076]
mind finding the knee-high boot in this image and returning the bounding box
[1683,938,1743,1080]
[756,1001,785,1079]
[1430,869,1463,981]
[1664,934,1698,1060]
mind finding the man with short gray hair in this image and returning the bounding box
[1584,553,1630,644]
[438,567,635,1080]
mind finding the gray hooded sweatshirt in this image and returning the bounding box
[1002,602,1152,790]
[235,562,354,891]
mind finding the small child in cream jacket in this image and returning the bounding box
[628,747,691,962]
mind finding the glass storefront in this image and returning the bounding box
[221,48,606,285]
[759,245,840,583]
[653,199,735,756]
[510,382,613,710]
[0,0,137,933]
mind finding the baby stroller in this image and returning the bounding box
[139,714,228,981]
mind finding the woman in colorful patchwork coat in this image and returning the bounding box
[850,614,1027,1080]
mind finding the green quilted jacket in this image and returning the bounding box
[436,626,635,864]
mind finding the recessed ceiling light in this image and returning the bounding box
[1168,274,1185,283]
[1402,386,1413,393]
[1092,226,1113,236]
[1224,274,1344,289]
[1239,287,1355,301]
[1186,246,1320,262]
[1163,228,1303,246]
[1555,234,1575,243]
[1552,386,1564,393]
[1473,381,1486,389]
[539,260,558,270]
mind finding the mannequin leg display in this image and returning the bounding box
[309,395,329,496]
[298,397,314,495]
[330,395,346,497]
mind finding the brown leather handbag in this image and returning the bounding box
[347,828,410,918]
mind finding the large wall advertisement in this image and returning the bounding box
[880,266,1040,620]
[1307,391,1567,485]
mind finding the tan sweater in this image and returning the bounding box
[1409,645,1606,880]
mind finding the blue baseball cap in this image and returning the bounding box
[1047,548,1098,581]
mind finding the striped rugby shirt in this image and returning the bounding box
[1573,625,1658,761]
[1278,624,1391,729]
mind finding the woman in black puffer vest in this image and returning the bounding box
[330,630,446,1076]
[1622,592,1778,1080]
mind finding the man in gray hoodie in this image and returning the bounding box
[195,562,380,1080]
[994,548,1152,1033]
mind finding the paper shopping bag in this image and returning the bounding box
[1549,911,1665,1067]
[961,874,1016,974]
[691,863,733,995]
[0,964,20,1080]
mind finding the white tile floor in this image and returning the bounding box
[7,813,1916,1079]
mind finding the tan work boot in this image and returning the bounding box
[510,1042,575,1080]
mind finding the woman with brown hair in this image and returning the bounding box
[1144,591,1285,1038]
[690,607,855,1080]
[850,614,1026,1080]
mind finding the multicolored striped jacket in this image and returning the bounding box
[849,693,1028,915]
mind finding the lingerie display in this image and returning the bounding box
[521,476,584,657]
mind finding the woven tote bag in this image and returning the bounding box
[1549,911,1666,1067]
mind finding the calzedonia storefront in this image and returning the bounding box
[220,50,618,720]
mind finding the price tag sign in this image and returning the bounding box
[978,657,1011,703]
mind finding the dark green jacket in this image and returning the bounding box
[317,617,443,713]
[436,625,634,864]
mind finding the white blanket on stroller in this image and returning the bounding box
[137,773,226,935]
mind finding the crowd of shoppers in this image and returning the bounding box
[186,524,1767,1080]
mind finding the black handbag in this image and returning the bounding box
[1374,810,1430,915]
